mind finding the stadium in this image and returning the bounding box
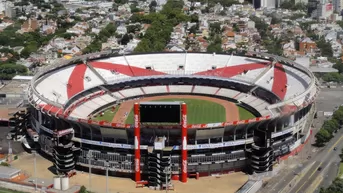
[20,51,318,187]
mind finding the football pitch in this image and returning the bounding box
[95,98,255,124]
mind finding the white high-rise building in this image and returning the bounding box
[5,2,16,18]
[261,0,276,8]
[312,1,333,18]
[0,0,6,14]
[333,0,343,13]
[253,0,277,8]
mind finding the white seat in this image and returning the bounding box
[216,88,240,99]
[169,85,193,93]
[193,86,218,94]
[142,86,167,94]
[120,88,144,98]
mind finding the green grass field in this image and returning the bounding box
[238,106,256,120]
[93,107,120,122]
[94,98,256,124]
[124,98,255,124]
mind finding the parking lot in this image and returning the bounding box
[316,87,343,112]
[0,126,24,155]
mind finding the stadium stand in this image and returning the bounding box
[20,52,319,182]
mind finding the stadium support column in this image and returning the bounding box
[134,103,141,182]
[181,103,188,183]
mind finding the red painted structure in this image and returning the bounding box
[134,103,141,182]
[181,103,188,183]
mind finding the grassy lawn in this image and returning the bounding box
[238,106,256,120]
[338,162,343,177]
[93,107,120,122]
[125,98,226,124]
[0,187,27,193]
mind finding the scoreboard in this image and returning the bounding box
[139,102,181,123]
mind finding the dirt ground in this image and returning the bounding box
[112,95,239,124]
[11,152,248,193]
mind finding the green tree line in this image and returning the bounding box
[82,23,117,54]
[134,0,189,52]
[315,106,343,146]
[319,178,343,193]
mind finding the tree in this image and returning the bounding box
[333,60,343,73]
[121,34,130,45]
[207,43,222,53]
[317,38,333,57]
[114,0,128,5]
[149,0,157,7]
[59,33,77,39]
[149,0,157,11]
[79,186,88,193]
[134,0,189,52]
[333,108,343,124]
[320,178,343,193]
[190,14,199,23]
[322,119,339,134]
[315,129,331,146]
[271,16,282,24]
[322,72,343,83]
[209,22,221,35]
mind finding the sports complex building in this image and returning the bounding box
[21,51,319,187]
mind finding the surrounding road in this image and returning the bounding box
[258,87,343,193]
[259,129,343,193]
[290,133,343,193]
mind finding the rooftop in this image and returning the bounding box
[0,166,21,179]
[0,80,29,95]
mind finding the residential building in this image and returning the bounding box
[333,0,343,13]
[299,37,317,54]
[116,24,127,35]
[5,2,15,18]
[20,19,39,33]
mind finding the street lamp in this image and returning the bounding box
[163,166,171,193]
[32,150,37,191]
[87,150,92,192]
[105,161,110,193]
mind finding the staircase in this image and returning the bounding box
[250,128,274,173]
[147,151,172,190]
[53,140,76,174]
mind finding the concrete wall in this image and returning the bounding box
[236,180,263,193]
[0,180,38,193]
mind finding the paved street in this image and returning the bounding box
[258,87,343,193]
[290,133,343,193]
[257,132,316,193]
